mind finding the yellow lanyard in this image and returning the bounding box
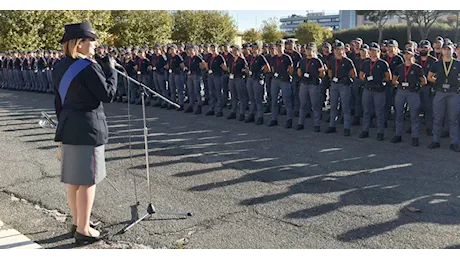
[442,58,454,83]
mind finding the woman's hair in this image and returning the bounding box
[63,38,87,59]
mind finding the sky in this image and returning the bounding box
[227,10,339,31]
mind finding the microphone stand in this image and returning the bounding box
[113,66,192,234]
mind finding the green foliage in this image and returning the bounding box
[295,22,332,46]
[334,23,460,45]
[242,28,262,43]
[261,18,283,44]
[171,11,203,44]
[0,11,47,51]
[198,11,237,44]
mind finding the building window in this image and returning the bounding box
[318,18,332,23]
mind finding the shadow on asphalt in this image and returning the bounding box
[2,89,460,247]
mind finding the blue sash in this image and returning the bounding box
[58,59,91,105]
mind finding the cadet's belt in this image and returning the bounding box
[365,83,385,92]
[398,84,421,92]
[435,84,460,93]
[273,73,291,82]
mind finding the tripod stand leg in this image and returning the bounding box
[122,212,151,233]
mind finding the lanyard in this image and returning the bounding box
[369,60,377,76]
[420,57,427,69]
[152,55,158,66]
[443,58,454,80]
[305,58,312,73]
[276,56,282,68]
[386,55,394,66]
[403,64,412,82]
[435,52,442,60]
[169,55,174,69]
[138,58,142,71]
[335,58,343,77]
[189,56,193,70]
[210,54,216,68]
[232,57,238,74]
[250,56,256,69]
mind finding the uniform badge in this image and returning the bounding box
[411,71,414,74]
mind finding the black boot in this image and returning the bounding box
[268,120,278,127]
[412,138,419,147]
[428,142,440,149]
[205,110,215,116]
[314,126,320,132]
[227,112,236,119]
[296,124,304,130]
[184,106,193,113]
[449,144,460,152]
[325,127,336,133]
[377,133,384,141]
[344,129,350,137]
[216,111,224,117]
[255,117,264,125]
[390,135,402,143]
[238,114,245,121]
[245,114,255,123]
[176,105,184,111]
[284,119,292,129]
[195,105,202,114]
[359,131,369,138]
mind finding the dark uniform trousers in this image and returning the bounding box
[229,76,247,115]
[22,69,29,91]
[208,74,224,113]
[395,88,421,137]
[154,72,168,106]
[39,70,49,92]
[169,73,185,106]
[432,91,460,144]
[186,73,202,109]
[271,78,293,121]
[352,79,364,117]
[46,69,53,93]
[329,82,352,129]
[299,83,321,127]
[291,75,300,113]
[264,72,273,106]
[419,84,434,131]
[362,87,386,134]
[202,71,210,103]
[246,78,265,119]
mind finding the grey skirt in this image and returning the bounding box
[60,144,106,186]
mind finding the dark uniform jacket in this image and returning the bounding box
[52,57,117,146]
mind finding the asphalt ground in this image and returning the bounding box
[0,88,460,249]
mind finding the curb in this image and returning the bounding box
[0,220,42,249]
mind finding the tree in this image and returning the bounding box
[198,11,237,44]
[295,22,332,46]
[396,11,417,42]
[357,10,395,44]
[261,18,283,44]
[410,10,448,40]
[242,28,261,43]
[0,11,47,51]
[110,11,173,47]
[171,11,204,44]
[443,11,460,42]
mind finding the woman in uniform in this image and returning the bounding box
[53,22,117,245]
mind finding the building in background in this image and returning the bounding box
[280,11,340,33]
[340,11,403,29]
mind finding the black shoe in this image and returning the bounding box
[428,142,440,149]
[285,119,292,129]
[344,129,350,136]
[176,105,184,111]
[390,135,402,143]
[351,117,360,126]
[195,106,202,114]
[161,103,168,109]
[412,138,419,147]
[314,126,320,132]
[359,131,369,138]
[74,231,108,246]
[255,117,264,125]
[377,133,384,141]
[325,127,336,133]
[268,120,278,127]
[245,114,255,123]
[227,112,236,119]
[426,129,433,136]
[296,124,304,130]
[238,114,245,121]
[205,110,215,116]
[216,112,223,117]
[441,131,449,138]
[70,221,100,235]
[184,106,193,113]
[449,144,460,152]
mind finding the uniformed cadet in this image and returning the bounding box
[359,42,392,141]
[135,50,152,106]
[455,43,460,59]
[12,51,21,90]
[0,53,3,88]
[325,41,357,136]
[29,52,38,92]
[264,45,276,113]
[201,44,211,106]
[351,44,370,126]
[245,42,270,125]
[285,40,302,117]
[123,52,137,104]
[152,44,169,108]
[226,45,248,121]
[427,42,460,152]
[320,42,334,111]
[296,42,325,132]
[184,45,206,114]
[391,47,427,146]
[220,43,232,107]
[204,43,227,117]
[37,50,49,93]
[382,40,404,125]
[45,51,53,93]
[165,45,185,110]
[21,52,29,91]
[430,36,443,60]
[269,40,294,128]
[416,40,438,136]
